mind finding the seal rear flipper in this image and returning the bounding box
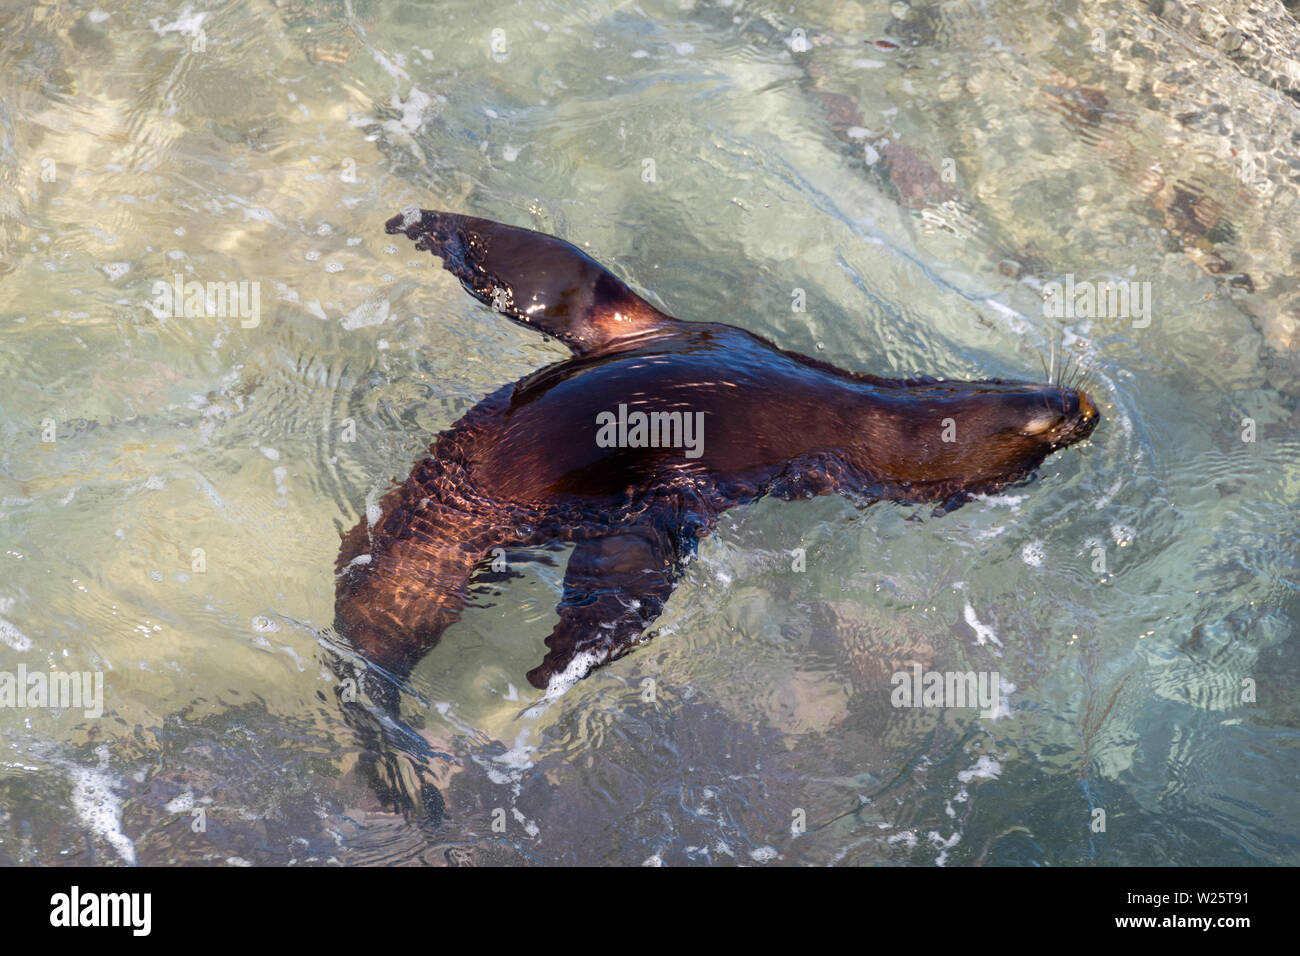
[334,500,506,689]
[526,528,679,690]
[386,209,677,357]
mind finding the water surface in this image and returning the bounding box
[1,0,1298,865]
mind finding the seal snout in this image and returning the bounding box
[385,207,446,237]
[385,209,420,235]
[1017,386,1099,448]
[1052,387,1100,447]
[1077,390,1098,425]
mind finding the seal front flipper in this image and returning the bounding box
[386,209,676,357]
[526,527,679,690]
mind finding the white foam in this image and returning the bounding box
[0,598,32,651]
[957,755,1002,782]
[385,86,432,137]
[341,297,390,330]
[542,648,604,699]
[369,48,410,83]
[928,829,960,866]
[510,807,540,838]
[150,7,205,37]
[1093,475,1123,510]
[963,602,1003,648]
[69,745,136,865]
[365,487,383,528]
[1110,523,1135,547]
[982,678,1016,721]
[188,472,224,510]
[887,830,917,849]
[982,298,1031,334]
[973,492,1025,512]
[164,791,195,813]
[0,618,31,651]
[494,741,535,772]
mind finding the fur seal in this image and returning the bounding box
[336,210,1099,692]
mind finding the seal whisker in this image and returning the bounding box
[1073,354,1092,393]
[1072,360,1086,394]
[1078,365,1099,400]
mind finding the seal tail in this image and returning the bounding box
[387,208,677,357]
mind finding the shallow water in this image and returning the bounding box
[1,0,1298,865]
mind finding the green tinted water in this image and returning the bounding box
[0,0,1297,864]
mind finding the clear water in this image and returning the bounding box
[1,0,1298,865]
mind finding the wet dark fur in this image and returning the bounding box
[336,210,1099,692]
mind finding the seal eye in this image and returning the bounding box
[1021,414,1056,436]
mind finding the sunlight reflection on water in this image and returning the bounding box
[0,0,1297,865]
